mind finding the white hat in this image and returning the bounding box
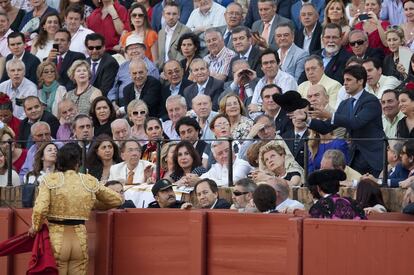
[125,35,145,49]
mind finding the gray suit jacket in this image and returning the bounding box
[157,22,191,68]
[251,15,291,50]
[183,76,224,111]
[280,44,309,81]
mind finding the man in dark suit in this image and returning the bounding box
[183,58,224,111]
[193,179,231,209]
[290,0,324,31]
[123,59,162,117]
[348,29,385,63]
[229,26,263,79]
[160,60,192,120]
[151,0,193,32]
[85,33,119,96]
[296,65,385,177]
[175,116,208,159]
[1,32,40,84]
[46,29,85,90]
[245,0,293,28]
[294,3,323,54]
[299,23,351,84]
[251,0,292,50]
[282,115,309,168]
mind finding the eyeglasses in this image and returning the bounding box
[132,110,146,116]
[43,70,55,74]
[233,191,249,196]
[214,122,230,128]
[131,13,145,18]
[387,25,403,31]
[349,40,365,47]
[87,45,103,51]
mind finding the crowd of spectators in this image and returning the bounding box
[1,0,414,215]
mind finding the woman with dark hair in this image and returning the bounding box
[169,140,207,186]
[0,146,20,186]
[0,124,27,173]
[177,32,201,81]
[308,169,366,219]
[24,142,58,184]
[30,11,61,60]
[356,179,387,214]
[397,84,414,138]
[141,116,166,161]
[119,3,157,61]
[86,134,121,182]
[89,96,116,137]
[252,184,277,213]
[29,142,122,274]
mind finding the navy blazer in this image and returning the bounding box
[245,0,293,28]
[294,21,323,54]
[123,76,162,117]
[183,77,224,111]
[2,52,40,84]
[159,78,192,120]
[309,90,385,172]
[151,0,193,32]
[87,53,119,96]
[282,129,309,168]
[388,163,409,188]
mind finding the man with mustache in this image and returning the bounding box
[147,179,184,208]
[299,23,351,85]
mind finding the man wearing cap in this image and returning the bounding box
[147,179,184,208]
[108,35,159,116]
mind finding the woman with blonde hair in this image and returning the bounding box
[127,99,149,145]
[383,26,408,81]
[65,60,102,114]
[36,61,66,117]
[324,0,350,45]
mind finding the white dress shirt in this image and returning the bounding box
[200,158,252,187]
[0,78,38,119]
[186,2,226,30]
[69,25,94,56]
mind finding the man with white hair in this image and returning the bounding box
[186,0,226,33]
[200,140,252,186]
[191,94,217,142]
[162,95,187,140]
[56,99,79,141]
[123,59,162,117]
[111,118,131,146]
[0,59,37,119]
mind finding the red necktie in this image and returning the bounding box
[57,55,63,72]
[239,85,246,102]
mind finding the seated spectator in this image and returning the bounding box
[356,178,387,215]
[147,178,184,208]
[24,142,58,184]
[0,59,37,120]
[36,61,67,117]
[142,117,166,161]
[89,96,116,138]
[219,93,253,143]
[123,59,162,117]
[30,12,61,61]
[255,143,302,186]
[169,140,207,186]
[19,0,57,34]
[1,32,40,84]
[217,2,244,50]
[192,178,231,209]
[158,141,177,179]
[348,29,384,62]
[64,4,94,56]
[201,140,252,187]
[308,129,349,173]
[71,114,93,150]
[390,141,414,189]
[108,139,154,184]
[127,100,148,145]
[274,182,305,213]
[397,85,414,138]
[399,55,414,89]
[381,89,404,139]
[0,93,20,135]
[119,3,157,61]
[183,58,224,111]
[151,0,193,32]
[1,0,25,32]
[320,149,362,187]
[86,0,129,52]
[111,118,131,146]
[0,12,12,58]
[294,3,323,53]
[109,35,160,114]
[252,184,278,213]
[105,180,136,208]
[401,0,414,50]
[177,32,201,82]
[56,99,78,141]
[18,96,60,149]
[186,0,226,34]
[0,124,27,173]
[175,116,208,163]
[383,26,408,81]
[86,134,121,182]
[323,0,350,45]
[291,0,324,32]
[209,113,232,139]
[65,60,102,114]
[0,146,20,186]
[308,169,366,219]
[231,178,257,211]
[162,95,187,140]
[191,94,217,142]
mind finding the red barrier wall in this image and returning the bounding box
[0,208,13,275]
[206,211,302,275]
[112,209,206,275]
[303,219,414,275]
[367,212,414,221]
[12,209,32,275]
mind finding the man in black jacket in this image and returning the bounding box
[147,179,184,208]
[294,3,322,54]
[194,179,231,209]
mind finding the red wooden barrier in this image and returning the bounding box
[0,208,13,275]
[206,211,302,275]
[12,209,32,275]
[303,219,414,275]
[367,212,414,221]
[112,209,206,275]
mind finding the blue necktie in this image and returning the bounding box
[90,62,98,84]
[349,98,356,118]
[224,31,231,46]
